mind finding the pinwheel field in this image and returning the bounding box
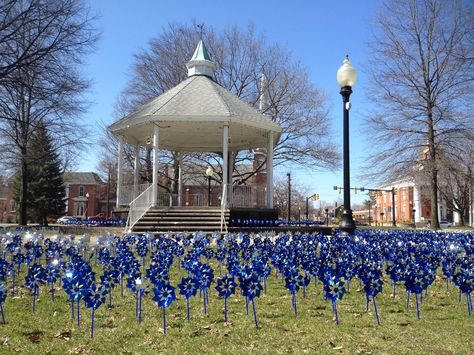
[0,229,473,354]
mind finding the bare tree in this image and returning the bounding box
[0,0,98,224]
[107,22,337,193]
[365,0,474,229]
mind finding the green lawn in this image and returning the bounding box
[1,260,472,354]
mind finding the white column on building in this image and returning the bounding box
[152,125,159,207]
[222,124,229,206]
[453,200,461,225]
[178,152,183,207]
[413,184,421,222]
[266,131,274,208]
[133,143,140,199]
[116,136,124,208]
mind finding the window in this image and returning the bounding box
[10,200,16,212]
[79,186,85,197]
[76,202,84,216]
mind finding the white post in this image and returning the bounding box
[267,131,274,208]
[116,136,124,208]
[222,124,229,206]
[133,143,140,199]
[413,184,421,222]
[152,125,159,207]
[228,151,234,207]
[453,200,460,225]
[178,152,183,207]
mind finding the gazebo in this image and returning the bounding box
[109,40,282,231]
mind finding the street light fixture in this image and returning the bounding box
[337,55,357,235]
[85,192,90,219]
[325,208,329,227]
[205,166,214,207]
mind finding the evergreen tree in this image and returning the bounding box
[13,124,66,225]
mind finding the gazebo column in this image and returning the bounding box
[133,143,140,199]
[152,125,159,207]
[267,131,274,208]
[222,124,229,206]
[116,136,124,208]
[178,152,183,206]
[228,151,234,206]
[413,184,421,223]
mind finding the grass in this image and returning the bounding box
[1,257,472,355]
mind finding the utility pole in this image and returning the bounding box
[287,172,291,222]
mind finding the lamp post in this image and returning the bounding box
[337,55,357,235]
[85,192,90,219]
[287,172,291,222]
[325,208,329,226]
[205,166,213,207]
[412,208,416,228]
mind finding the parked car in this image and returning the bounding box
[354,220,368,226]
[87,213,109,221]
[439,220,452,229]
[57,216,77,225]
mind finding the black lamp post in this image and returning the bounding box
[85,192,90,219]
[205,166,213,207]
[287,172,291,222]
[337,55,357,235]
[412,208,416,228]
[325,208,329,227]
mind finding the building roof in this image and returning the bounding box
[63,172,103,185]
[109,41,281,152]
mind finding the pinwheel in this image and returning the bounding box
[46,261,61,301]
[178,276,198,321]
[152,283,176,336]
[323,274,346,325]
[240,273,262,328]
[84,283,108,337]
[215,274,237,322]
[284,270,304,317]
[62,270,91,325]
[100,269,119,308]
[0,283,6,324]
[25,263,46,313]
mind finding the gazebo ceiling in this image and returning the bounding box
[109,67,282,152]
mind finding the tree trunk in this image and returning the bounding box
[20,153,28,226]
[427,107,440,230]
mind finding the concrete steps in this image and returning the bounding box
[132,207,229,234]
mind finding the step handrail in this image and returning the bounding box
[220,183,228,233]
[125,184,154,232]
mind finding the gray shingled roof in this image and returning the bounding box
[63,172,103,185]
[109,75,281,132]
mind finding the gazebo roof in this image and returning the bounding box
[109,42,281,152]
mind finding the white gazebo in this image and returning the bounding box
[109,40,282,229]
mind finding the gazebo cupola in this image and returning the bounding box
[185,40,216,78]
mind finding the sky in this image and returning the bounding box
[80,0,383,207]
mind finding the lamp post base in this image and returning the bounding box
[339,209,356,235]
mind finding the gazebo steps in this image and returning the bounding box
[131,207,229,233]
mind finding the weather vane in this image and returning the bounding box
[197,24,205,40]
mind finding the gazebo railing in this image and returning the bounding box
[228,185,267,208]
[126,184,154,232]
[119,183,151,206]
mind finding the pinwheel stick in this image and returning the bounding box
[91,308,95,337]
[466,293,472,316]
[332,300,339,325]
[415,293,420,320]
[292,292,297,317]
[187,298,190,322]
[0,302,5,324]
[77,299,81,326]
[139,290,143,323]
[372,296,380,325]
[224,297,228,322]
[162,306,167,336]
[11,272,15,297]
[135,291,139,320]
[251,299,258,329]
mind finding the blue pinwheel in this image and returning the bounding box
[100,269,119,308]
[178,276,198,322]
[0,284,6,324]
[152,283,176,336]
[323,274,346,325]
[215,274,237,322]
[46,262,61,302]
[84,283,108,337]
[284,270,304,317]
[240,274,262,328]
[25,263,46,313]
[62,270,91,326]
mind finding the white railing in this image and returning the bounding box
[228,185,267,208]
[220,184,228,233]
[119,183,150,206]
[156,192,179,207]
[126,184,154,232]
